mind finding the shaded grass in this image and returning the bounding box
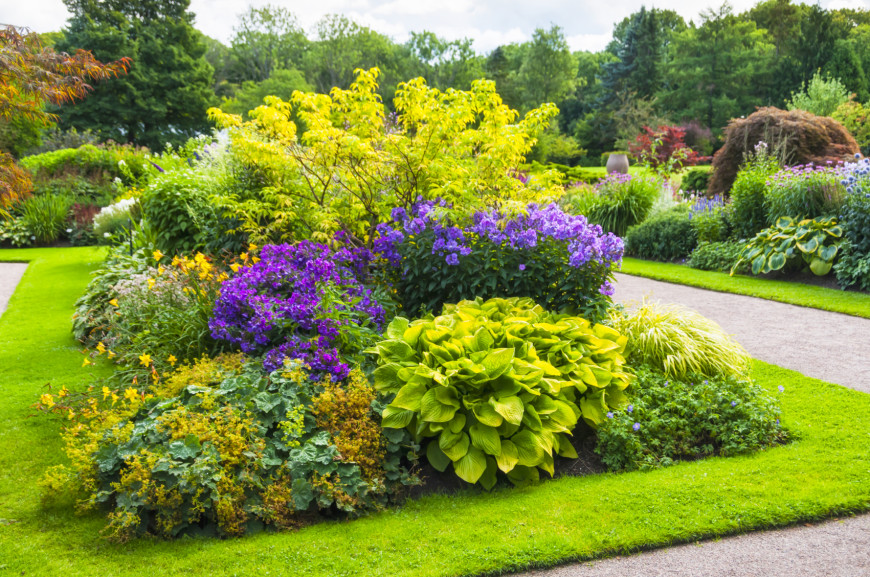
[620,257,870,319]
[1,247,869,576]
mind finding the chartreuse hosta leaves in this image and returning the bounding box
[367,297,632,489]
[732,216,844,277]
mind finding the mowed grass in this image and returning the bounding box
[1,247,869,577]
[620,257,870,319]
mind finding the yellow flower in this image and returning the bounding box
[147,278,156,290]
[40,393,55,408]
[167,355,177,366]
[138,353,152,367]
[171,256,182,267]
[124,388,140,403]
[108,350,116,358]
[58,386,69,398]
[252,256,260,264]
[239,252,248,262]
[152,249,165,262]
[248,243,257,253]
[67,409,75,420]
[111,392,119,405]
[102,386,111,400]
[96,341,106,354]
[109,298,119,307]
[82,357,92,367]
[229,263,240,273]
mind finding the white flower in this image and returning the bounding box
[66,228,73,233]
[117,159,126,167]
[103,232,111,238]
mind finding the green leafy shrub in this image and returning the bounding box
[681,167,710,194]
[368,297,633,489]
[729,150,781,239]
[19,193,73,244]
[624,206,696,261]
[92,197,139,239]
[0,216,33,247]
[20,143,152,186]
[585,173,661,237]
[40,360,415,541]
[688,196,730,244]
[833,241,870,292]
[609,302,751,379]
[688,241,748,274]
[840,189,870,255]
[763,165,844,225]
[595,366,785,471]
[732,216,844,277]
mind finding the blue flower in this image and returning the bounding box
[632,422,640,432]
[731,401,737,407]
[778,385,784,392]
[606,412,613,419]
[626,404,633,413]
[519,263,526,271]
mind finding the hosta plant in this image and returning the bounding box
[731,216,843,277]
[368,297,633,489]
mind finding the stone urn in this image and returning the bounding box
[606,153,630,174]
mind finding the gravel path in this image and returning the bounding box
[1,263,868,576]
[0,262,27,318]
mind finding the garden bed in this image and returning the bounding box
[1,248,869,576]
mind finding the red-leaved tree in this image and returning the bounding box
[629,125,709,177]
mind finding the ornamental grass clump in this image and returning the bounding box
[609,301,751,379]
[209,241,386,379]
[368,297,633,489]
[585,172,661,237]
[375,201,623,320]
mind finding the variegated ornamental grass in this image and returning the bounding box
[368,296,632,488]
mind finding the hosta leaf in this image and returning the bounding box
[386,317,410,340]
[751,255,765,275]
[469,423,502,455]
[454,446,487,484]
[490,395,524,425]
[512,430,546,467]
[478,457,498,490]
[378,340,416,362]
[471,327,494,352]
[796,237,819,254]
[579,390,608,427]
[775,216,794,228]
[403,324,424,348]
[481,348,515,378]
[521,404,543,431]
[554,433,578,459]
[809,257,833,276]
[421,389,458,423]
[506,464,540,486]
[440,431,470,461]
[826,225,843,238]
[373,363,402,392]
[496,439,519,472]
[817,244,838,262]
[426,441,452,472]
[767,251,787,271]
[449,413,467,434]
[472,402,503,427]
[381,405,414,429]
[391,382,429,412]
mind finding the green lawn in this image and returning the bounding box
[1,248,869,577]
[620,257,870,319]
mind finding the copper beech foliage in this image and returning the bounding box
[0,25,129,207]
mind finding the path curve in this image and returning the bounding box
[0,262,27,318]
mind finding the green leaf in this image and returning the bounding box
[481,348,515,378]
[580,390,608,427]
[453,446,487,484]
[440,431,470,461]
[817,244,838,262]
[420,388,459,423]
[426,441,451,472]
[554,433,578,459]
[512,430,546,467]
[826,225,844,238]
[490,395,524,425]
[751,254,765,275]
[473,402,504,427]
[386,317,410,340]
[506,464,539,486]
[469,423,502,456]
[381,405,415,429]
[796,237,819,254]
[478,457,498,490]
[809,257,833,276]
[496,439,519,473]
[449,413,467,433]
[378,340,416,362]
[767,251,787,271]
[391,382,429,412]
[373,363,402,392]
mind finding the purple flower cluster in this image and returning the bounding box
[209,242,385,379]
[838,153,870,198]
[382,200,472,266]
[689,194,725,216]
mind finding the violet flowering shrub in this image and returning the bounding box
[374,200,624,321]
[763,163,845,225]
[209,242,387,379]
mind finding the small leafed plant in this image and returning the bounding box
[368,297,633,489]
[731,216,843,277]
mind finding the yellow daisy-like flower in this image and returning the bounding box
[152,249,165,262]
[167,355,177,366]
[109,298,119,307]
[138,353,152,367]
[102,386,111,400]
[82,357,92,367]
[40,393,55,408]
[124,388,140,403]
[96,341,106,354]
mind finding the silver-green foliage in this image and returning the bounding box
[732,216,843,277]
[368,297,632,488]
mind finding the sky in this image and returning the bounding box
[4,0,867,53]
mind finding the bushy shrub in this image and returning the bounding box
[624,206,696,261]
[19,193,73,244]
[609,302,751,379]
[688,195,730,243]
[0,216,32,247]
[39,359,415,541]
[210,242,386,379]
[681,167,710,194]
[368,297,633,488]
[629,125,705,177]
[20,143,152,186]
[586,173,661,236]
[708,107,859,197]
[729,144,782,239]
[733,216,843,277]
[595,366,785,471]
[688,241,747,274]
[375,201,624,321]
[833,241,870,292]
[838,155,870,254]
[832,101,870,155]
[764,164,844,224]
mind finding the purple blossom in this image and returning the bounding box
[627,404,634,413]
[632,422,641,432]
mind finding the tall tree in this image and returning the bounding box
[57,0,214,149]
[229,5,309,83]
[517,25,576,111]
[406,31,483,91]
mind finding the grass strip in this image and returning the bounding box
[620,257,870,319]
[1,247,869,577]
